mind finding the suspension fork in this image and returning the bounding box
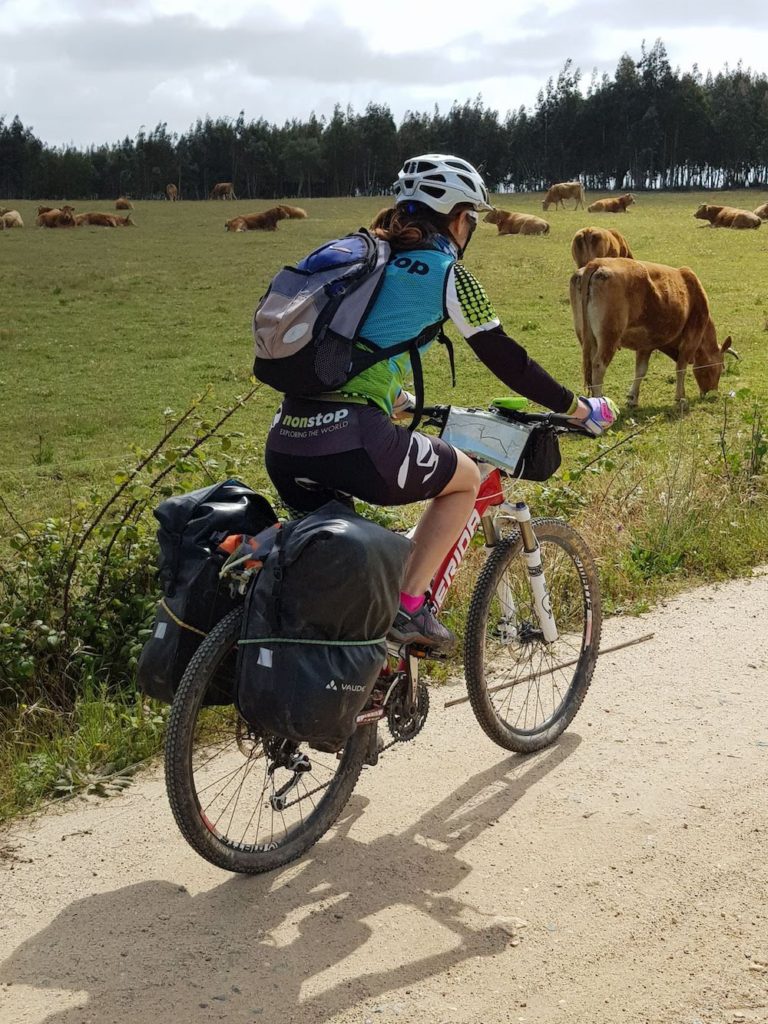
[489,501,559,644]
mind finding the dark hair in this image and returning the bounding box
[370,201,470,251]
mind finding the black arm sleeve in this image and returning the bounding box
[466,326,576,414]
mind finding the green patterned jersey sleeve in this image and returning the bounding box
[445,263,501,338]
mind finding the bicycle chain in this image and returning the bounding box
[275,688,429,810]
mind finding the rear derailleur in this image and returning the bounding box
[266,736,311,811]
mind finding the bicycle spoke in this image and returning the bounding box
[465,523,600,751]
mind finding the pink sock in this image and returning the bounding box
[400,591,425,613]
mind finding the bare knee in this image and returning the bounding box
[439,451,480,497]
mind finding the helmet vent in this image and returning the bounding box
[421,185,446,199]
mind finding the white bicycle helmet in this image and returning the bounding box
[393,154,492,214]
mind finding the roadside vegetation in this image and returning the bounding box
[1,191,767,820]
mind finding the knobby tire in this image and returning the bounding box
[464,518,601,753]
[164,606,370,874]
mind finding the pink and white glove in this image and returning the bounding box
[577,396,619,436]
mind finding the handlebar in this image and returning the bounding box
[421,404,595,438]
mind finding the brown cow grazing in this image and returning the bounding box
[37,208,76,228]
[570,258,734,407]
[225,207,288,232]
[754,202,768,220]
[587,193,635,213]
[210,181,237,200]
[694,204,761,229]
[75,212,122,227]
[484,208,549,236]
[115,197,133,210]
[542,181,585,210]
[571,226,634,268]
[166,183,178,201]
[278,204,308,219]
[1,210,24,229]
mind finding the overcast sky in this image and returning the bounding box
[2,0,767,148]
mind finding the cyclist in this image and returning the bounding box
[264,154,617,652]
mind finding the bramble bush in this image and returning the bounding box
[0,386,269,817]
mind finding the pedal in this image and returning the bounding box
[409,645,449,662]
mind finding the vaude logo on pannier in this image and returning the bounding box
[325,679,365,693]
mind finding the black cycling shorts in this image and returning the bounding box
[265,398,458,514]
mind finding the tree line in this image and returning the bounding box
[1,41,767,201]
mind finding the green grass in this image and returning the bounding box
[1,190,766,508]
[1,190,767,818]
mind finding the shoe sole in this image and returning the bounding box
[387,628,455,653]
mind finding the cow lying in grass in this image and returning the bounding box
[1,210,24,228]
[75,212,134,227]
[570,257,735,407]
[483,208,549,235]
[694,204,761,229]
[587,193,635,213]
[225,207,288,231]
[37,207,76,228]
[754,202,768,220]
[571,227,634,267]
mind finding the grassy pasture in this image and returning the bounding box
[1,190,767,818]
[1,190,766,513]
[1,188,767,574]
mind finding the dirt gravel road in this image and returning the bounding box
[2,570,768,1024]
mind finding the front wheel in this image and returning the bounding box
[464,518,601,753]
[164,607,371,874]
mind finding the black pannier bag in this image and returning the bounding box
[137,480,277,704]
[236,501,412,752]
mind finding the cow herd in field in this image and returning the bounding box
[0,199,137,229]
[3,177,766,410]
[481,181,767,408]
[0,184,309,234]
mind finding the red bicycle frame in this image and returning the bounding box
[430,466,505,611]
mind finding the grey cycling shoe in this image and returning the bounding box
[388,603,456,652]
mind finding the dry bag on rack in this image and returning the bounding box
[137,479,277,704]
[236,501,411,752]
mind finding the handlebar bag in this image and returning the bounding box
[515,424,562,481]
[137,480,277,704]
[440,407,561,480]
[236,501,412,752]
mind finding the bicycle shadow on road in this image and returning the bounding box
[0,733,581,1024]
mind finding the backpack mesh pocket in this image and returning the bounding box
[314,333,353,387]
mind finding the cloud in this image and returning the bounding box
[544,0,767,29]
[0,12,594,83]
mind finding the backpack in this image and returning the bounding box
[236,501,412,752]
[252,229,454,426]
[136,480,277,704]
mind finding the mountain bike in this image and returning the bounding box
[164,400,602,874]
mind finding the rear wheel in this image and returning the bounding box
[164,607,370,874]
[464,518,601,753]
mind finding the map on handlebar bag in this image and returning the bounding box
[440,407,562,481]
